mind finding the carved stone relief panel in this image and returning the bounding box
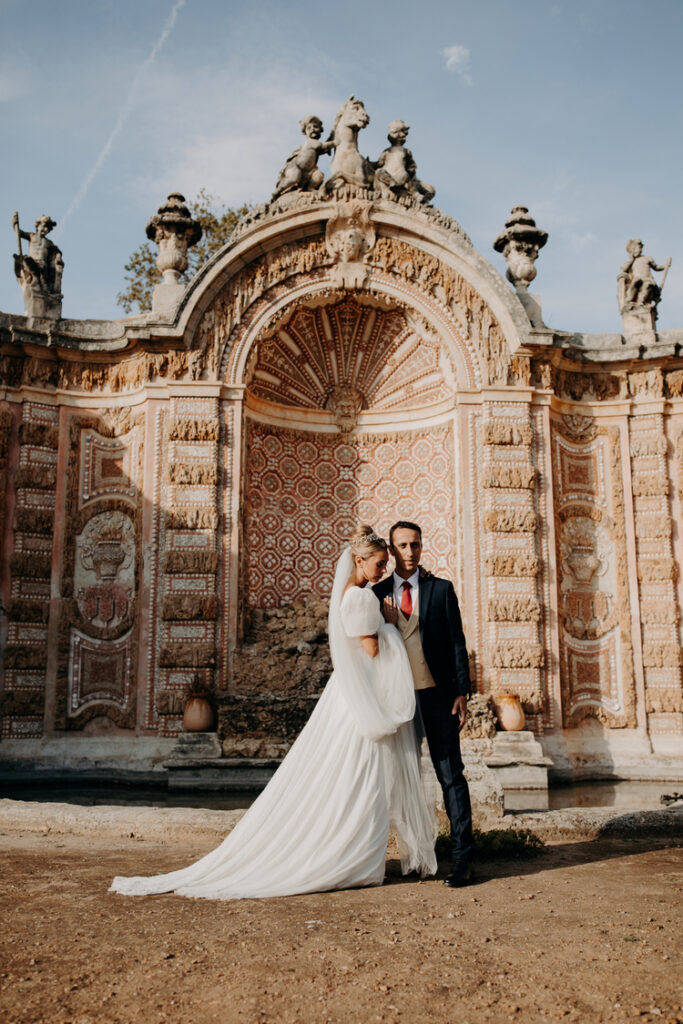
[73,511,135,631]
[55,412,144,731]
[552,421,635,727]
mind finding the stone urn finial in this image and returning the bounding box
[493,205,548,328]
[146,192,202,314]
[494,205,548,289]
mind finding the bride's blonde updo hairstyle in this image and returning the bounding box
[349,523,387,559]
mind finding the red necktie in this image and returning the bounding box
[400,581,412,617]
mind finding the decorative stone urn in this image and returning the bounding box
[495,693,526,732]
[146,192,202,314]
[183,696,216,733]
[566,545,600,584]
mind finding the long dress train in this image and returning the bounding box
[110,549,436,900]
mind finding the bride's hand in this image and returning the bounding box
[382,596,398,625]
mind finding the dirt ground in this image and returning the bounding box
[1,830,681,1024]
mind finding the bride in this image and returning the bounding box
[110,525,437,900]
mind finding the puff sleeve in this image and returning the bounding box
[340,586,382,637]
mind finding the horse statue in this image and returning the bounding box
[325,96,375,191]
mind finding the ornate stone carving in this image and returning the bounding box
[487,596,541,622]
[325,201,375,287]
[665,369,683,398]
[482,464,536,489]
[618,238,670,331]
[12,211,63,320]
[556,370,622,402]
[628,368,664,398]
[74,512,135,630]
[325,384,364,432]
[491,642,544,669]
[483,509,537,533]
[272,116,333,199]
[250,297,453,413]
[559,516,615,640]
[561,414,598,443]
[552,426,636,727]
[483,421,533,446]
[375,121,435,204]
[146,193,202,314]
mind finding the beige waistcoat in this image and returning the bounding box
[396,588,436,690]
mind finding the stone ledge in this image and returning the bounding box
[1,798,680,844]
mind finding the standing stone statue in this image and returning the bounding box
[272,116,333,199]
[12,211,64,320]
[618,239,670,331]
[375,120,435,204]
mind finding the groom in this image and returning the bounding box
[373,521,475,887]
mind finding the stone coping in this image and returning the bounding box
[0,798,680,844]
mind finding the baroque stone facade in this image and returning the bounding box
[1,160,683,779]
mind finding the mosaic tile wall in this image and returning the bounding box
[243,420,457,608]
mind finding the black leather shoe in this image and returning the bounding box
[444,862,474,888]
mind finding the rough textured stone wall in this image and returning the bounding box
[220,593,330,757]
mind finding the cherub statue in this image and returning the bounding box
[272,115,333,199]
[618,238,670,314]
[375,120,435,204]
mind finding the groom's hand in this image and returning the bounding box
[382,596,398,625]
[451,695,468,731]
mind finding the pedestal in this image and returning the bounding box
[151,281,185,316]
[485,731,552,790]
[621,304,657,346]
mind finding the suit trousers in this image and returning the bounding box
[415,687,474,866]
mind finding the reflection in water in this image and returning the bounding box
[505,780,678,814]
[0,784,258,811]
[2,779,679,815]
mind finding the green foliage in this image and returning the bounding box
[117,190,250,314]
[435,826,545,861]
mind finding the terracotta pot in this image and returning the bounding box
[495,693,526,732]
[183,696,215,733]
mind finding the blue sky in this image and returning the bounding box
[2,0,682,333]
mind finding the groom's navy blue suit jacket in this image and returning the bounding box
[372,572,471,701]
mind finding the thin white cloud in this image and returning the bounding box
[127,65,340,209]
[441,44,472,86]
[58,0,186,234]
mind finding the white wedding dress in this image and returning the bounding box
[110,549,437,900]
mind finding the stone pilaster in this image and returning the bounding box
[156,397,220,734]
[482,402,544,727]
[629,409,682,742]
[2,403,58,738]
